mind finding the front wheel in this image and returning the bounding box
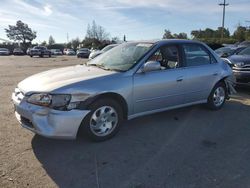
[79,99,123,141]
[207,82,226,110]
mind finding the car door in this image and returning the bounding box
[133,44,189,114]
[181,43,221,103]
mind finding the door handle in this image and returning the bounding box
[213,72,219,76]
[176,76,183,82]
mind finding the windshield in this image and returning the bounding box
[34,46,46,50]
[215,47,233,54]
[0,48,8,51]
[240,41,250,46]
[238,47,250,55]
[79,49,88,52]
[87,42,153,71]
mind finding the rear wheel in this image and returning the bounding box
[207,82,226,110]
[79,99,123,141]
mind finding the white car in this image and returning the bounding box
[50,49,63,55]
[65,49,76,55]
[89,44,118,59]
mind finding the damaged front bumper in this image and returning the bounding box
[224,75,237,98]
[12,90,90,139]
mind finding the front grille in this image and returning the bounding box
[233,65,250,71]
[20,116,34,129]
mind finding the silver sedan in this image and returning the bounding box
[12,40,235,141]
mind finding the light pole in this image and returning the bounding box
[219,0,229,40]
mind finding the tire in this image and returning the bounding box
[79,98,123,142]
[207,82,226,110]
[30,55,33,57]
[49,54,51,58]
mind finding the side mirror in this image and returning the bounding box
[141,61,161,73]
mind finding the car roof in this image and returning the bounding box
[127,39,204,46]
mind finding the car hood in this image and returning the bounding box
[18,65,115,94]
[228,55,250,65]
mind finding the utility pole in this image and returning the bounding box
[66,33,69,43]
[219,0,229,40]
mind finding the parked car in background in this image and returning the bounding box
[65,49,76,55]
[50,49,63,55]
[26,48,31,55]
[77,48,90,58]
[13,48,24,55]
[12,40,235,142]
[89,44,118,59]
[0,48,10,55]
[223,46,250,85]
[215,46,246,58]
[238,41,250,47]
[30,46,51,57]
[63,48,68,55]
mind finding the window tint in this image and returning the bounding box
[183,44,214,66]
[238,47,250,55]
[148,45,180,70]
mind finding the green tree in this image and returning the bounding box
[41,41,47,46]
[163,30,187,39]
[5,20,36,49]
[233,26,247,42]
[48,35,55,45]
[177,32,188,39]
[71,37,80,50]
[163,29,173,39]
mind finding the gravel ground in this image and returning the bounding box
[0,56,250,188]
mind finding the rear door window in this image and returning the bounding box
[183,44,216,67]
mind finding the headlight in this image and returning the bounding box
[234,62,245,68]
[27,93,71,110]
[27,93,52,106]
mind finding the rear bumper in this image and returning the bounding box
[12,93,90,139]
[77,53,89,58]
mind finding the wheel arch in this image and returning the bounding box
[81,92,128,120]
[214,76,232,99]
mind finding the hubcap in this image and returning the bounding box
[90,106,118,136]
[213,87,225,107]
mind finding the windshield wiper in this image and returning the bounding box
[88,63,124,72]
[87,63,107,69]
[102,67,124,72]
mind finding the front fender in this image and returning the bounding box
[224,75,237,96]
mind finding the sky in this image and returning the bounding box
[0,0,250,43]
